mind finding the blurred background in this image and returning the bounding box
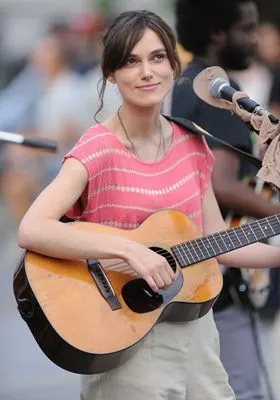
[1,0,280,399]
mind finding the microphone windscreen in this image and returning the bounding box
[208,78,228,99]
[193,66,232,110]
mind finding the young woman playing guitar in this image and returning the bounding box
[17,10,280,400]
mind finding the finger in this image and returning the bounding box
[153,272,166,289]
[145,276,159,293]
[165,262,176,279]
[160,269,173,287]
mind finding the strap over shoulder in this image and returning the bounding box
[164,115,262,169]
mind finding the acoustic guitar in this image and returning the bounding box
[13,209,280,374]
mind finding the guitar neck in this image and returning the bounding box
[172,214,280,268]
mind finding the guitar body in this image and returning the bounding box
[13,209,222,374]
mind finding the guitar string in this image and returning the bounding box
[96,216,280,272]
[103,251,175,272]
[102,229,276,272]
[102,234,277,272]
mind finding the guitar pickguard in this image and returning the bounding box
[121,271,184,313]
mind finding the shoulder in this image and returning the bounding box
[74,123,114,146]
[65,123,117,160]
[64,124,120,176]
[170,120,215,172]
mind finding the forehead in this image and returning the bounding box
[236,1,258,27]
[130,28,165,54]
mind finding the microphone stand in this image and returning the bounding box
[0,131,58,152]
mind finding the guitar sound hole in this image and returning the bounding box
[122,279,164,313]
[121,247,179,313]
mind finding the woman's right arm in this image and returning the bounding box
[18,158,175,291]
[18,157,134,261]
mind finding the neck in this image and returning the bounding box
[44,65,68,83]
[118,104,162,139]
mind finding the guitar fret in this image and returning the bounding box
[249,222,264,239]
[203,236,217,257]
[171,246,184,266]
[243,224,258,241]
[230,227,247,246]
[239,225,250,244]
[208,234,223,253]
[256,220,267,237]
[189,240,204,262]
[196,238,212,258]
[267,220,276,235]
[262,217,276,236]
[176,244,194,265]
[223,231,235,250]
[181,243,196,264]
[216,232,232,250]
[275,215,280,230]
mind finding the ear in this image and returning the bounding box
[107,74,116,84]
[211,30,227,48]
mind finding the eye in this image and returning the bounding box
[153,53,167,62]
[126,57,137,65]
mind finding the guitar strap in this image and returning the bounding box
[164,115,262,169]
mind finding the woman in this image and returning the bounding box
[18,10,280,400]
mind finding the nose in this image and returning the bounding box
[250,30,258,48]
[140,60,153,80]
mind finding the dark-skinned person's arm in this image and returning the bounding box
[212,148,280,218]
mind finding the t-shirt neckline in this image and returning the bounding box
[99,119,175,166]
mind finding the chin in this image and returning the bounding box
[129,94,165,109]
[220,49,252,71]
[229,62,250,71]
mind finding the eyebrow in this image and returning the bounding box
[129,48,167,57]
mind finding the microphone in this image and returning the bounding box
[0,131,58,152]
[208,78,279,124]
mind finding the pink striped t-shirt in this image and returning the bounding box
[64,121,214,233]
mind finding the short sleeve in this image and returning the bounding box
[61,126,101,220]
[62,127,95,178]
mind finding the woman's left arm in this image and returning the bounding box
[202,180,280,269]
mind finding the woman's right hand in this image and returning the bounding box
[124,242,176,292]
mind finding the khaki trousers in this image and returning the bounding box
[81,310,235,400]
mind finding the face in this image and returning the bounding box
[109,28,174,108]
[32,37,64,76]
[257,23,280,67]
[218,1,259,70]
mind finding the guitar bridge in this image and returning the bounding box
[87,259,121,311]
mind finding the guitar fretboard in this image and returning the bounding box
[172,215,280,268]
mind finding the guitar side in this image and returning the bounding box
[13,209,222,374]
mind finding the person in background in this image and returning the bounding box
[1,32,88,224]
[71,11,106,76]
[171,1,280,399]
[0,22,72,190]
[259,20,280,120]
[72,13,122,123]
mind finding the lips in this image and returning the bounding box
[136,83,160,89]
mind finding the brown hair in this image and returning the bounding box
[95,10,181,120]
